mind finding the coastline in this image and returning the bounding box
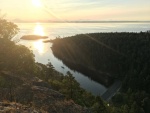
[51,53,114,87]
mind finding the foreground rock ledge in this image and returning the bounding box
[0,71,90,113]
[0,102,39,113]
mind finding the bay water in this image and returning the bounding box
[14,22,150,95]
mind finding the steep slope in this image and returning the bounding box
[0,71,90,113]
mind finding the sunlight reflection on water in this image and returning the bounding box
[33,40,45,54]
[33,23,45,36]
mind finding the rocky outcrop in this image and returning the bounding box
[0,71,90,113]
[0,102,39,113]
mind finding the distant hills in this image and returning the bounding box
[12,19,150,23]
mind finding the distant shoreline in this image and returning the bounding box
[14,21,150,24]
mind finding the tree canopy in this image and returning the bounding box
[0,18,19,39]
[0,18,35,73]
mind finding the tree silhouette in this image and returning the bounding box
[0,18,19,39]
[62,71,80,99]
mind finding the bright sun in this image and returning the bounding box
[32,0,42,7]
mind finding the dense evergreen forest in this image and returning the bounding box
[51,32,150,113]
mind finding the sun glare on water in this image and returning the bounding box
[34,23,45,36]
[32,23,46,54]
[33,40,44,54]
[32,0,42,7]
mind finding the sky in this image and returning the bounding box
[0,0,150,22]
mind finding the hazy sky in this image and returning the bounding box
[0,0,150,22]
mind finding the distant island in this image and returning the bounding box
[21,35,48,40]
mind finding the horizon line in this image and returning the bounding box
[13,20,150,23]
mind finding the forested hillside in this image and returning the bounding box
[51,32,150,113]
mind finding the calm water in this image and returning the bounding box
[14,22,150,95]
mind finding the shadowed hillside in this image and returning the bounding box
[51,32,150,113]
[51,32,150,85]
